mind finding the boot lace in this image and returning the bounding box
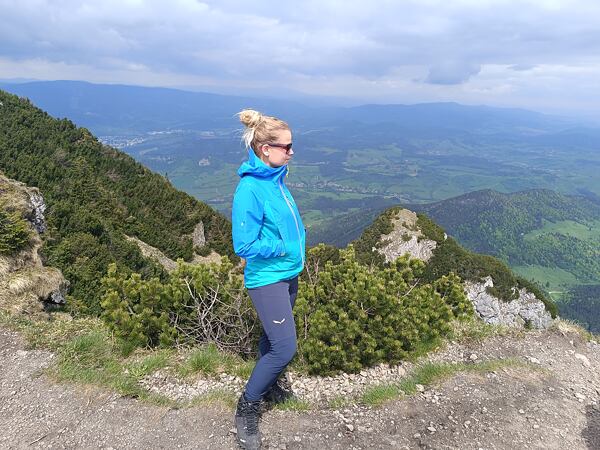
[242,400,260,434]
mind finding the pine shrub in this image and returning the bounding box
[0,204,31,255]
[294,245,469,375]
[100,257,257,353]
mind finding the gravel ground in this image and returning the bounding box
[1,322,599,449]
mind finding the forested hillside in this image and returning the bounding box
[351,205,556,317]
[404,189,600,330]
[408,189,600,282]
[559,285,600,333]
[0,90,234,314]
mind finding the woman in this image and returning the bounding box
[231,109,306,449]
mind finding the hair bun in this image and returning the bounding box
[238,109,263,128]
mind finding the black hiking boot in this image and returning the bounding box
[264,375,295,405]
[235,393,262,449]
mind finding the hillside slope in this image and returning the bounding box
[0,90,234,314]
[408,188,600,275]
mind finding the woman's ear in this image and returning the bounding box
[260,144,270,156]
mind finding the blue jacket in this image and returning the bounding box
[232,149,306,288]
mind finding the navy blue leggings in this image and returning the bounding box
[244,276,298,402]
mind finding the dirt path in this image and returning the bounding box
[1,324,599,449]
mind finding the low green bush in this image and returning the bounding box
[100,257,257,353]
[294,245,472,375]
[0,204,31,255]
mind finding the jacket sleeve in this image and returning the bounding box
[232,184,285,259]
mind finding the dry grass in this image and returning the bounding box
[552,318,598,342]
[0,256,10,277]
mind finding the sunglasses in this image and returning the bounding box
[267,142,293,154]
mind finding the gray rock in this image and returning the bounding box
[464,276,552,329]
[376,209,437,263]
[28,191,47,234]
[191,221,206,248]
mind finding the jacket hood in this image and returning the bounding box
[237,148,288,182]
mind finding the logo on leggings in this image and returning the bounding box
[273,318,286,324]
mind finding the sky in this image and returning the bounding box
[1,0,600,117]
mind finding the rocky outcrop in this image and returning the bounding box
[124,235,178,272]
[375,207,552,329]
[0,174,67,315]
[464,276,552,329]
[377,209,439,263]
[191,221,206,248]
[27,191,47,234]
[125,230,221,271]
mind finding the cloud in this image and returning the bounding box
[508,64,537,71]
[425,62,482,85]
[1,0,600,114]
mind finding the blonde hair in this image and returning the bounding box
[237,109,290,155]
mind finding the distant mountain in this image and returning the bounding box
[1,80,573,136]
[0,89,233,315]
[0,80,312,134]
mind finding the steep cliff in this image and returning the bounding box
[0,173,66,316]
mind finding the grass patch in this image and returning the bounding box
[0,310,258,408]
[273,398,311,412]
[551,319,599,342]
[0,310,104,351]
[361,384,404,407]
[449,318,515,344]
[188,389,237,409]
[404,337,444,363]
[0,310,176,406]
[50,328,173,406]
[126,350,173,379]
[177,343,255,379]
[361,358,524,407]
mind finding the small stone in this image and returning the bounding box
[469,353,478,361]
[346,424,354,432]
[519,409,525,414]
[413,433,421,439]
[533,424,540,429]
[427,426,436,433]
[294,436,301,442]
[574,353,591,368]
[415,384,425,392]
[528,357,541,365]
[575,393,586,401]
[464,420,471,428]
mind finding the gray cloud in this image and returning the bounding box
[425,62,482,85]
[508,64,537,71]
[1,0,600,114]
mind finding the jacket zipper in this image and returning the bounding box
[279,180,305,266]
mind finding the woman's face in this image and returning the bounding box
[260,129,293,168]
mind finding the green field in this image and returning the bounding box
[524,219,600,241]
[512,265,579,301]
